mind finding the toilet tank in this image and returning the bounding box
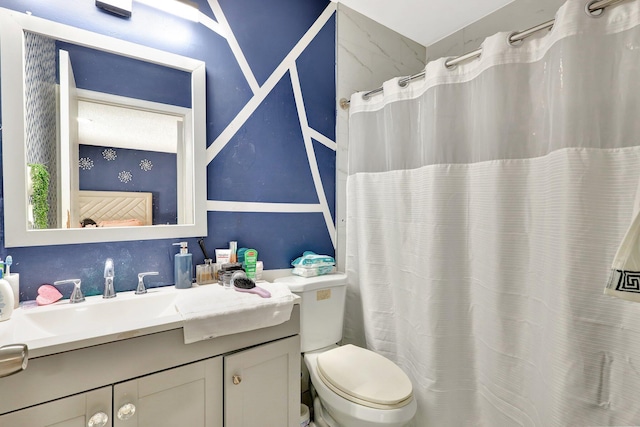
[275,273,347,353]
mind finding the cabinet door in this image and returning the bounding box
[113,357,222,427]
[0,386,112,427]
[225,335,300,427]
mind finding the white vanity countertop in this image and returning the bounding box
[0,286,183,358]
[0,282,298,358]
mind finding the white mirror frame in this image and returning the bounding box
[0,8,207,247]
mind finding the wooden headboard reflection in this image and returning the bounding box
[78,190,152,226]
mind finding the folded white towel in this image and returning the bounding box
[175,282,298,344]
[605,184,640,302]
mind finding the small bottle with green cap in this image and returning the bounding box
[244,249,258,280]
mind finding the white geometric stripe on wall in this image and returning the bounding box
[290,62,336,246]
[206,0,260,94]
[206,1,337,247]
[24,31,58,228]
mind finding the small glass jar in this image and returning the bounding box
[222,271,233,289]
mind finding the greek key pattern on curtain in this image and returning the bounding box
[345,0,640,426]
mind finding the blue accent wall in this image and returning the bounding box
[208,72,318,203]
[296,15,337,141]
[219,0,329,87]
[0,0,336,302]
[55,41,192,108]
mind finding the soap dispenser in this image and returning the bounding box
[0,270,15,321]
[173,241,193,289]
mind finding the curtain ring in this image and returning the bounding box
[361,93,370,101]
[506,31,524,47]
[398,78,409,88]
[585,0,605,17]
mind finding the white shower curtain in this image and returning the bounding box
[345,1,640,426]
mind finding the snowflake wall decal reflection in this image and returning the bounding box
[79,157,94,170]
[102,148,117,161]
[118,171,133,183]
[140,159,153,171]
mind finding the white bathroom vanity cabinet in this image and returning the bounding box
[0,306,300,427]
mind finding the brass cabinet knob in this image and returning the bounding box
[232,374,242,385]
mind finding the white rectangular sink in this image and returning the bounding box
[0,287,184,357]
[22,289,179,335]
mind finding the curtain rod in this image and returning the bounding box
[339,0,626,110]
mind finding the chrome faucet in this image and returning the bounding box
[103,258,116,299]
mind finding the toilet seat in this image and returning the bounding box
[315,345,413,410]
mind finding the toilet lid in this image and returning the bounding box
[316,345,413,407]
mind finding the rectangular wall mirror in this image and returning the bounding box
[0,8,207,247]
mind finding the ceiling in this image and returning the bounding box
[335,0,517,46]
[78,100,180,154]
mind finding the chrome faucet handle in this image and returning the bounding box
[53,279,85,304]
[103,258,116,299]
[136,272,159,295]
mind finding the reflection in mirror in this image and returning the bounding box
[1,8,207,247]
[76,98,181,227]
[27,36,191,230]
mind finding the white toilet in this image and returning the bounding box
[275,273,416,427]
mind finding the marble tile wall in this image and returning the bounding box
[335,5,426,271]
[426,0,567,62]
